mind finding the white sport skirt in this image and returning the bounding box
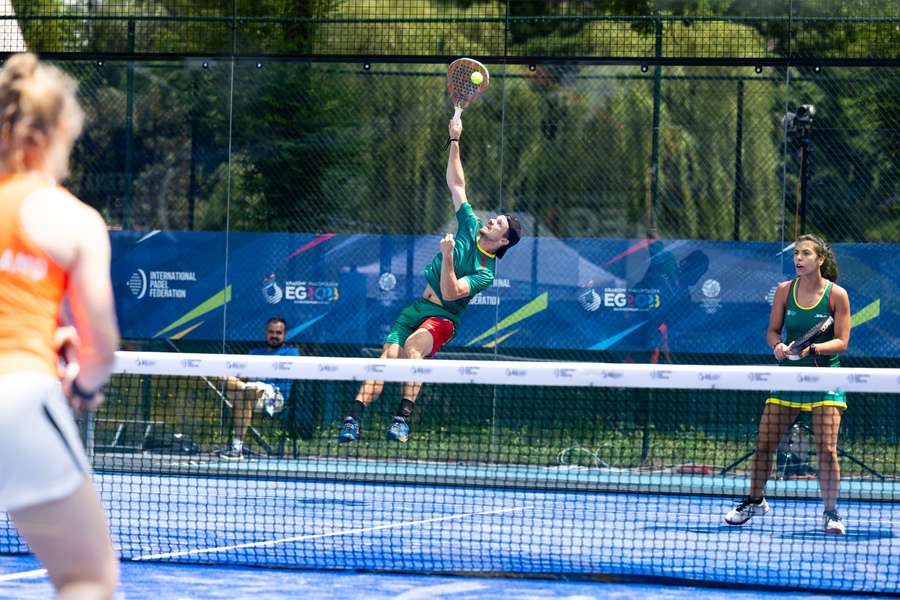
[0,372,90,512]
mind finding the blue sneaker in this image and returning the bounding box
[338,417,359,443]
[385,417,409,443]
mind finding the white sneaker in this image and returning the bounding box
[823,510,846,534]
[724,497,770,525]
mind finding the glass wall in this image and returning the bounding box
[57,58,899,366]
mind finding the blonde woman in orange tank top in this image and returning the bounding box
[0,53,119,599]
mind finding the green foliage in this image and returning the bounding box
[656,69,782,239]
[12,0,79,53]
[8,1,897,243]
[782,67,900,242]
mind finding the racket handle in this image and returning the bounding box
[784,340,800,360]
[452,106,462,121]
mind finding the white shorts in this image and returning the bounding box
[0,372,90,512]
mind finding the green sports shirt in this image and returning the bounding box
[424,202,496,316]
[783,278,840,368]
[767,278,845,410]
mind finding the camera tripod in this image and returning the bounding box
[783,104,815,238]
[720,414,885,480]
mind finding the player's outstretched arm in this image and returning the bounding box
[446,118,467,212]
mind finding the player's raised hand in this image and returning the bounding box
[440,233,455,258]
[55,325,80,385]
[54,325,102,413]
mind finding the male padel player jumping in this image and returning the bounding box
[338,118,522,443]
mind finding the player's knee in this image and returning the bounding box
[101,561,120,598]
[817,445,839,461]
[56,559,118,600]
[404,346,424,360]
[57,581,116,600]
[95,553,119,597]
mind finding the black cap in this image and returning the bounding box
[495,215,522,259]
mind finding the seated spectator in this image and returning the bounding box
[219,317,299,459]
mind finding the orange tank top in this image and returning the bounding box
[0,174,68,376]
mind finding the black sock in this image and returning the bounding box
[348,400,366,420]
[397,398,415,420]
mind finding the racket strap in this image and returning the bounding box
[443,137,459,150]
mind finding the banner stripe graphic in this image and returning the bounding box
[466,293,548,346]
[851,298,880,328]
[482,329,519,348]
[286,315,326,341]
[590,320,648,350]
[169,320,206,340]
[606,239,652,266]
[153,286,231,338]
[287,233,336,260]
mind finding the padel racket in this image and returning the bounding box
[447,58,490,121]
[785,315,834,360]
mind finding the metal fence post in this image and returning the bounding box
[649,17,663,231]
[733,79,745,241]
[123,18,135,229]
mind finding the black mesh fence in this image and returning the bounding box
[63,60,899,240]
[0,3,896,367]
[5,1,899,60]
[48,55,899,366]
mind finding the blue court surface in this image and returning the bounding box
[0,556,892,600]
[2,469,898,596]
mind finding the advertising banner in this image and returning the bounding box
[111,231,896,357]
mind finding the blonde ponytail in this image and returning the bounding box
[0,53,84,174]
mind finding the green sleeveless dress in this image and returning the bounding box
[766,279,846,410]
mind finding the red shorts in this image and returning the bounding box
[419,318,456,357]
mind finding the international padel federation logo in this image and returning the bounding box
[127,269,147,299]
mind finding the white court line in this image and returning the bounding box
[0,568,48,582]
[393,581,486,599]
[135,505,532,561]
